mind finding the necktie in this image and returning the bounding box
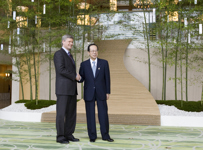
[92,61,96,77]
[68,52,75,65]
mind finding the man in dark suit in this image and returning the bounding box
[79,44,114,142]
[54,34,80,144]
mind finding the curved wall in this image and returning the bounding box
[124,40,202,101]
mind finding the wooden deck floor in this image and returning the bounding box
[42,40,160,125]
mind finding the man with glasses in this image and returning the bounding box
[79,44,114,142]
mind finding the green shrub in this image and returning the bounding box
[15,100,56,110]
[15,100,30,103]
[156,100,203,112]
[25,100,56,110]
[15,99,81,110]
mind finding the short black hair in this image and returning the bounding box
[87,44,98,52]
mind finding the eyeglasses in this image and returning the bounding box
[89,50,98,53]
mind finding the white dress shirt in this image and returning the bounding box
[62,47,70,55]
[90,58,98,69]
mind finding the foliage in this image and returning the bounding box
[15,99,56,110]
[15,100,30,103]
[15,99,81,110]
[24,100,56,110]
[0,0,113,103]
[156,100,203,112]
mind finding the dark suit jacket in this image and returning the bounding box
[79,58,110,101]
[54,48,77,95]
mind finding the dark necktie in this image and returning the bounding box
[68,52,75,65]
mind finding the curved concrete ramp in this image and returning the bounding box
[94,39,160,125]
[42,39,160,125]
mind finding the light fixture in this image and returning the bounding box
[16,16,27,28]
[8,45,11,54]
[15,6,28,28]
[134,0,153,9]
[9,35,11,45]
[174,0,178,4]
[199,24,202,34]
[153,8,156,23]
[13,11,16,20]
[27,17,28,27]
[166,11,179,22]
[110,0,117,11]
[77,2,90,10]
[7,21,10,28]
[5,73,10,77]
[77,15,97,26]
[35,15,37,24]
[188,33,190,43]
[172,11,178,21]
[184,18,187,27]
[16,6,28,12]
[17,28,20,35]
[43,43,46,52]
[77,15,90,25]
[43,4,46,14]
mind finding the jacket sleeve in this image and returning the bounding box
[104,61,110,94]
[54,51,76,81]
[78,62,85,83]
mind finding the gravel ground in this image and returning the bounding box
[0,103,56,113]
[158,105,203,116]
[1,103,203,116]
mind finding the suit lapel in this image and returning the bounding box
[61,48,75,67]
[87,59,94,78]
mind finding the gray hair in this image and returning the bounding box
[61,34,74,46]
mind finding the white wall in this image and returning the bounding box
[124,40,202,101]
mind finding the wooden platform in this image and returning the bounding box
[41,40,160,125]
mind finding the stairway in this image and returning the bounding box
[41,39,160,125]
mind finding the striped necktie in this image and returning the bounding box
[68,52,75,65]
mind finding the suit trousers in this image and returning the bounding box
[56,95,77,141]
[85,94,110,140]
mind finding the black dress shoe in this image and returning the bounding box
[103,138,114,142]
[57,140,69,144]
[90,139,95,142]
[66,137,80,142]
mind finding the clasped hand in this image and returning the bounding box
[76,73,81,81]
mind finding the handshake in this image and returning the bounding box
[76,73,81,81]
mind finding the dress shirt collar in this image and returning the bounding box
[90,58,97,67]
[62,47,70,55]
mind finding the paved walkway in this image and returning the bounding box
[0,119,203,150]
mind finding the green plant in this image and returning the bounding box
[15,99,81,110]
[24,100,56,110]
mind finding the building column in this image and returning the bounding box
[11,57,19,103]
